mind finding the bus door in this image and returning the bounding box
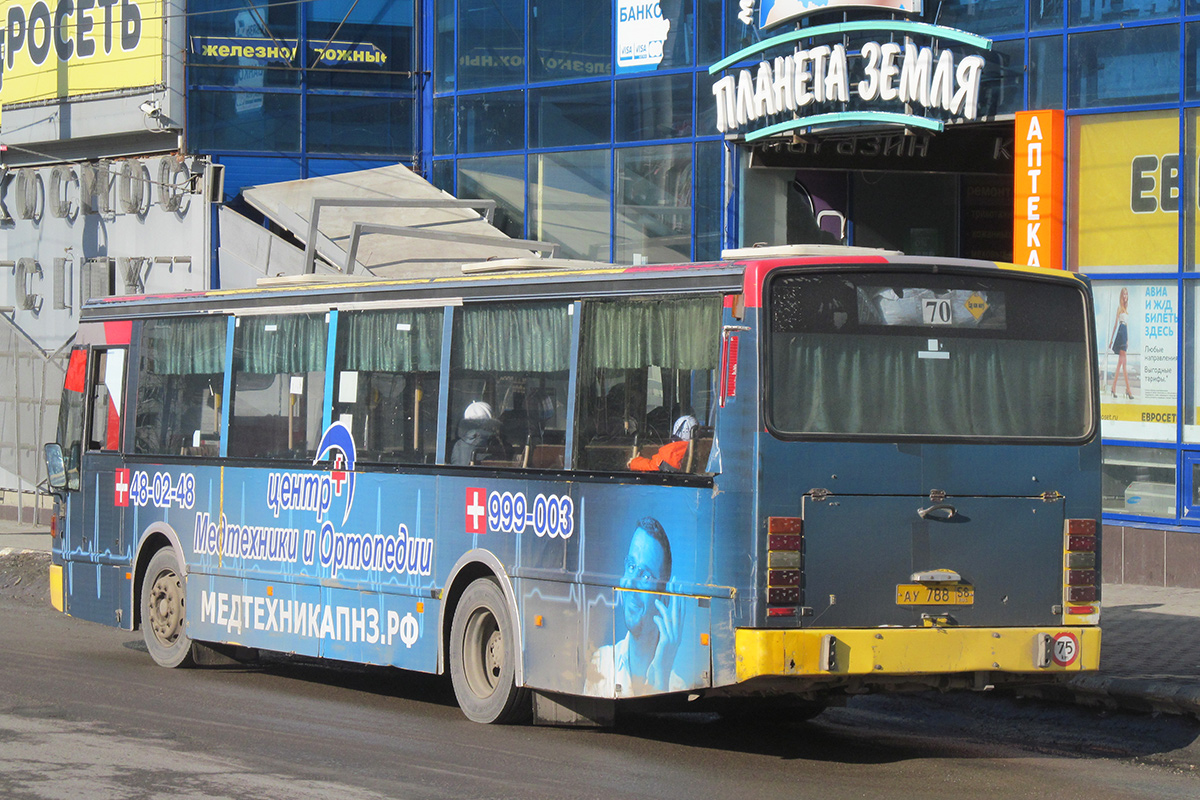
[82,347,129,556]
[58,344,130,625]
[56,347,89,564]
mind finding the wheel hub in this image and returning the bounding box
[148,570,184,645]
[464,608,503,698]
[485,629,504,682]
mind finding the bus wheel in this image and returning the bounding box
[449,578,529,724]
[141,548,196,668]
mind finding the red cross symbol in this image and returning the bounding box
[114,469,130,508]
[466,488,487,535]
[330,453,347,496]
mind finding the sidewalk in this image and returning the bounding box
[2,522,1199,719]
[0,523,52,556]
[1044,583,1200,718]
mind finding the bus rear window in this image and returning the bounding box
[765,270,1094,440]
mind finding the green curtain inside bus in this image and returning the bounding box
[771,334,1089,438]
[583,296,721,370]
[453,303,570,372]
[136,317,228,457]
[235,315,327,374]
[150,316,227,375]
[340,308,442,372]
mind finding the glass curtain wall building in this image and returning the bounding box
[423,1,1200,584]
[428,0,729,262]
[426,1,1035,259]
[186,0,420,188]
[1041,1,1200,585]
[177,0,1200,584]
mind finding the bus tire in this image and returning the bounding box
[140,548,197,668]
[449,577,529,724]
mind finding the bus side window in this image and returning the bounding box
[333,308,443,465]
[87,348,127,452]
[446,302,571,467]
[576,295,722,473]
[135,317,228,457]
[229,314,328,460]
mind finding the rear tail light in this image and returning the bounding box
[766,516,803,619]
[768,517,802,534]
[1067,535,1095,552]
[1067,586,1097,603]
[1065,569,1097,586]
[769,534,802,550]
[767,586,801,604]
[1066,518,1097,535]
[1063,519,1099,613]
[770,569,801,585]
[1066,551,1095,568]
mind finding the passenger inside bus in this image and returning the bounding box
[499,390,553,448]
[594,383,645,441]
[628,414,697,473]
[451,401,506,466]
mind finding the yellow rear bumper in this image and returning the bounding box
[49,564,63,613]
[736,626,1100,681]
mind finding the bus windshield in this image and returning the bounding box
[765,269,1094,441]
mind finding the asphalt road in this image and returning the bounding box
[4,552,1200,800]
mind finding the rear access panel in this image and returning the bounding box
[800,495,1064,628]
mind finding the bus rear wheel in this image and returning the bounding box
[140,548,196,668]
[449,577,529,724]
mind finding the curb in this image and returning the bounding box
[0,548,46,557]
[1019,676,1200,719]
[1072,675,1200,718]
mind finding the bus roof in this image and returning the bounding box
[80,249,1087,321]
[82,260,742,320]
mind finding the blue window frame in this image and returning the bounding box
[458,91,526,153]
[187,0,418,162]
[1068,24,1180,109]
[458,0,524,89]
[530,83,612,148]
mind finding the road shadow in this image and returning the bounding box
[601,690,1200,766]
[109,596,1200,767]
[606,708,926,764]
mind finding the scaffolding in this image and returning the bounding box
[0,310,67,526]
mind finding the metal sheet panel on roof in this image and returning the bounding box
[239,164,541,278]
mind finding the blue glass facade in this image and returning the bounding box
[187,0,419,193]
[424,1,1037,263]
[427,0,727,260]
[184,0,1200,574]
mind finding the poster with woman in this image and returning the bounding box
[1094,282,1177,441]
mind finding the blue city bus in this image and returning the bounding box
[44,247,1102,724]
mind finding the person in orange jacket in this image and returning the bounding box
[628,415,697,473]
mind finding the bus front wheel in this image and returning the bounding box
[140,548,197,668]
[449,577,529,723]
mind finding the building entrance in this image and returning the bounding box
[738,123,1015,262]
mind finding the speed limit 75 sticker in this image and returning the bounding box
[1052,632,1079,666]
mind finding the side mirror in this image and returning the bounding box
[44,443,67,491]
